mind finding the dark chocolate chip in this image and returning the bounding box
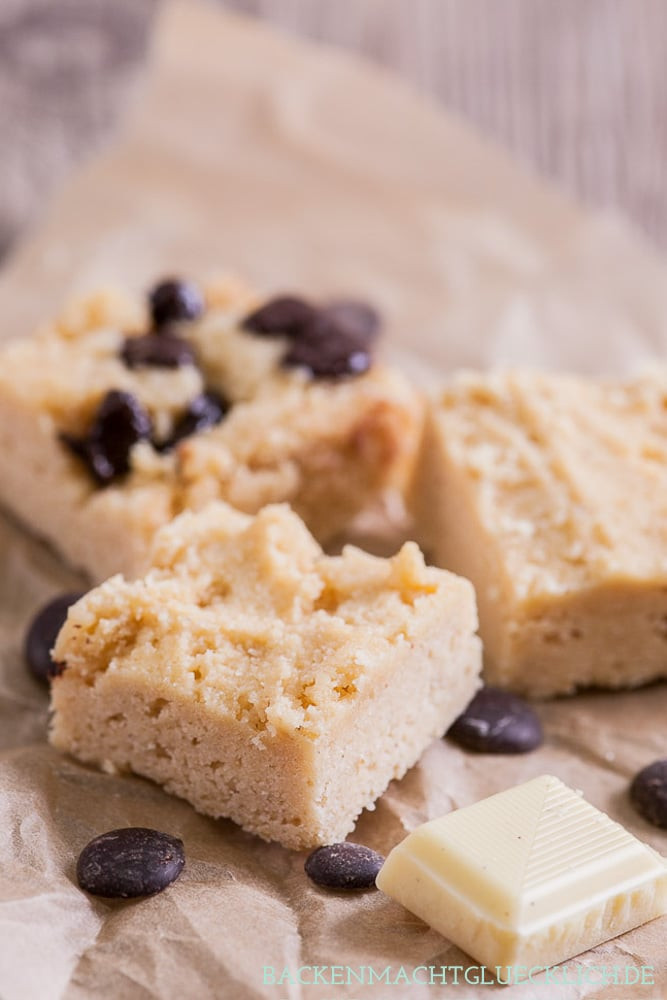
[242,294,379,377]
[88,390,152,480]
[61,390,152,485]
[77,827,185,898]
[161,390,228,450]
[447,686,543,754]
[630,759,667,829]
[242,296,316,338]
[149,278,204,328]
[94,389,152,474]
[304,842,384,890]
[120,333,196,369]
[24,592,86,683]
[320,300,381,344]
[282,328,372,378]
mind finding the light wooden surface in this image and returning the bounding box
[1,0,666,253]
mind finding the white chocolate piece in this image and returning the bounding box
[411,369,667,697]
[376,775,667,969]
[50,501,481,850]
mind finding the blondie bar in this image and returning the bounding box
[0,277,422,581]
[412,369,667,697]
[50,502,482,849]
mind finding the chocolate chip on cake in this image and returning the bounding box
[149,278,204,328]
[242,295,317,338]
[87,389,152,482]
[447,686,543,754]
[77,827,185,898]
[630,760,667,829]
[320,300,381,344]
[305,842,384,890]
[283,328,372,378]
[242,295,317,337]
[162,390,229,450]
[24,592,86,683]
[61,389,152,485]
[120,332,196,369]
[242,293,379,378]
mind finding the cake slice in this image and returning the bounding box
[50,502,481,849]
[0,276,422,582]
[411,368,667,697]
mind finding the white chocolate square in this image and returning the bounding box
[377,774,667,969]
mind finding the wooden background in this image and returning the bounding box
[1,0,666,258]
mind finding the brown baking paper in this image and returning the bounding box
[0,3,666,998]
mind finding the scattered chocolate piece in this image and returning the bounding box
[630,759,667,829]
[242,295,316,338]
[77,827,185,898]
[62,390,152,485]
[24,592,86,683]
[320,300,381,344]
[120,332,196,369]
[447,686,543,754]
[283,330,372,378]
[149,278,204,328]
[305,842,384,890]
[162,390,229,450]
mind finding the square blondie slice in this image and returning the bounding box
[50,502,481,849]
[0,276,422,582]
[411,369,667,697]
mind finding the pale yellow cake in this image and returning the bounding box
[50,502,482,849]
[411,368,667,697]
[0,277,422,582]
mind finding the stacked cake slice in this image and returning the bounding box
[0,276,422,582]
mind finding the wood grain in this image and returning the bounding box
[1,0,666,255]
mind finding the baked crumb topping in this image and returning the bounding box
[54,503,450,738]
[437,368,667,595]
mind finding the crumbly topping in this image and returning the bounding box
[0,277,264,437]
[53,503,456,738]
[435,369,667,595]
[0,275,397,488]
